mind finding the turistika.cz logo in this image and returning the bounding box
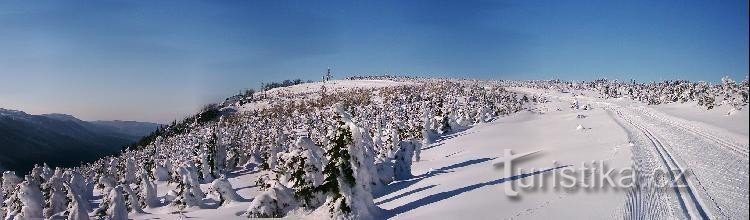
[493,149,691,197]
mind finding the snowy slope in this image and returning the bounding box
[127,83,747,219]
[376,107,633,219]
[117,81,748,219]
[6,78,746,220]
[233,80,419,113]
[264,80,420,95]
[653,102,749,138]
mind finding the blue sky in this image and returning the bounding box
[0,0,747,123]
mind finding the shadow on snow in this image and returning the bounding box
[373,157,496,199]
[383,165,570,218]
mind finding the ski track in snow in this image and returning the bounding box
[602,102,749,219]
[504,87,748,219]
[611,107,707,219]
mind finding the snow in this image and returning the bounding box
[130,169,262,220]
[2,78,747,219]
[109,80,750,219]
[375,102,633,219]
[265,80,420,95]
[235,80,419,112]
[653,102,749,138]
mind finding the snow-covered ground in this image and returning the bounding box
[264,80,420,95]
[653,102,749,138]
[376,106,633,219]
[234,80,420,112]
[112,83,747,219]
[127,170,262,220]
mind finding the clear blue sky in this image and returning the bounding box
[1,0,747,123]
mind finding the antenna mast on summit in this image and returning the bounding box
[325,66,332,81]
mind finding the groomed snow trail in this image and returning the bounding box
[602,102,749,219]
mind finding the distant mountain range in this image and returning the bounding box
[0,108,161,174]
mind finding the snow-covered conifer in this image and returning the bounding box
[120,184,144,213]
[42,168,67,218]
[41,163,53,182]
[315,107,379,219]
[393,140,417,180]
[64,183,89,220]
[97,185,128,220]
[124,157,137,184]
[2,171,22,220]
[153,161,170,181]
[97,174,117,194]
[245,181,297,218]
[17,177,44,220]
[209,177,243,206]
[171,163,204,208]
[286,136,325,208]
[139,172,159,208]
[68,170,91,205]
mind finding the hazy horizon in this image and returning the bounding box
[1,0,748,123]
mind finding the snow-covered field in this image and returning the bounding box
[234,80,420,112]
[265,80,420,95]
[2,78,747,220]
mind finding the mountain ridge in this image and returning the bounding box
[0,108,161,174]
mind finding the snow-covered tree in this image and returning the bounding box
[42,168,67,218]
[0,185,4,219]
[153,161,170,181]
[139,172,159,208]
[215,118,229,175]
[64,183,90,220]
[124,157,137,184]
[315,108,379,219]
[1,171,22,219]
[16,177,44,220]
[97,174,117,194]
[209,177,243,206]
[245,181,297,218]
[393,140,418,180]
[95,185,128,220]
[121,184,144,213]
[285,136,325,208]
[171,163,204,208]
[68,170,91,205]
[436,101,452,134]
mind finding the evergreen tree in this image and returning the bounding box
[0,183,4,219]
[436,100,452,134]
[245,181,297,218]
[318,115,356,215]
[124,157,137,184]
[100,186,128,220]
[64,183,89,220]
[287,136,324,208]
[121,184,144,213]
[393,140,417,180]
[214,121,228,175]
[171,164,204,208]
[42,168,67,218]
[1,171,22,219]
[139,172,159,208]
[209,177,243,206]
[17,176,44,220]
